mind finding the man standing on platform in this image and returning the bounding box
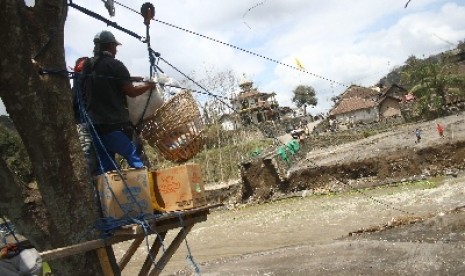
[84,30,156,174]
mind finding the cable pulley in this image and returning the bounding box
[140,2,155,26]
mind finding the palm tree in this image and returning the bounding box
[292,85,318,115]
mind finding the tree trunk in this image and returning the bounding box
[0,0,103,274]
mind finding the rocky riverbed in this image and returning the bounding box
[118,113,465,275]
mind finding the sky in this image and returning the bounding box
[2,0,465,116]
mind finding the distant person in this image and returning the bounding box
[436,123,444,138]
[415,128,422,143]
[291,125,300,140]
[301,119,309,134]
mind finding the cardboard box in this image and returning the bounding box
[95,168,152,219]
[152,163,207,212]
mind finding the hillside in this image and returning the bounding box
[377,47,465,88]
[234,112,465,206]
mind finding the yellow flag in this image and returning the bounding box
[295,58,305,70]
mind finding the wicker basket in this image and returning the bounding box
[140,90,204,162]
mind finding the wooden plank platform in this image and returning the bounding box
[40,204,220,275]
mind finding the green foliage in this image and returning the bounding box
[292,85,318,109]
[401,53,465,118]
[202,124,237,149]
[398,180,437,189]
[0,125,33,183]
[458,40,465,53]
[362,129,375,138]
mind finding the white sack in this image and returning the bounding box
[127,83,164,125]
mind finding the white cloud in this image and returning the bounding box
[1,0,465,116]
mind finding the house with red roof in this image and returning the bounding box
[329,85,402,129]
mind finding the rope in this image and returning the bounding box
[157,56,301,161]
[39,68,143,82]
[40,66,290,156]
[81,90,146,213]
[0,216,19,245]
[65,1,329,164]
[42,65,300,179]
[72,70,154,238]
[143,220,167,272]
[148,66,413,215]
[134,2,159,131]
[93,214,159,238]
[177,213,201,275]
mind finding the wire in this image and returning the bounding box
[158,56,288,147]
[110,1,349,88]
[155,19,348,88]
[114,0,141,15]
[242,0,269,30]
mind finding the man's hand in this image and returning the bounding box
[147,81,157,90]
[123,81,157,97]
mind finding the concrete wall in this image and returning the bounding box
[335,107,379,124]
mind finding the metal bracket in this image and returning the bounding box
[102,0,115,16]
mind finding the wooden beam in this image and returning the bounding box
[148,224,194,276]
[40,212,208,261]
[118,237,144,271]
[115,214,208,237]
[138,232,166,276]
[106,245,121,276]
[117,206,212,235]
[96,247,116,276]
[40,239,108,262]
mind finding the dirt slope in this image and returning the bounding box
[240,114,465,203]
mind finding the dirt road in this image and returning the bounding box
[116,114,465,275]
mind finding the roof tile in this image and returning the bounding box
[330,97,378,115]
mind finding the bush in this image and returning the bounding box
[0,125,33,183]
[362,130,375,138]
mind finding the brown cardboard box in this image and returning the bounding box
[152,163,207,212]
[95,168,152,219]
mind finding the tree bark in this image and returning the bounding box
[0,0,103,274]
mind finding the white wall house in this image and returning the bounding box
[330,97,379,124]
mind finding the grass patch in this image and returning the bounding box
[145,135,274,183]
[390,179,438,190]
